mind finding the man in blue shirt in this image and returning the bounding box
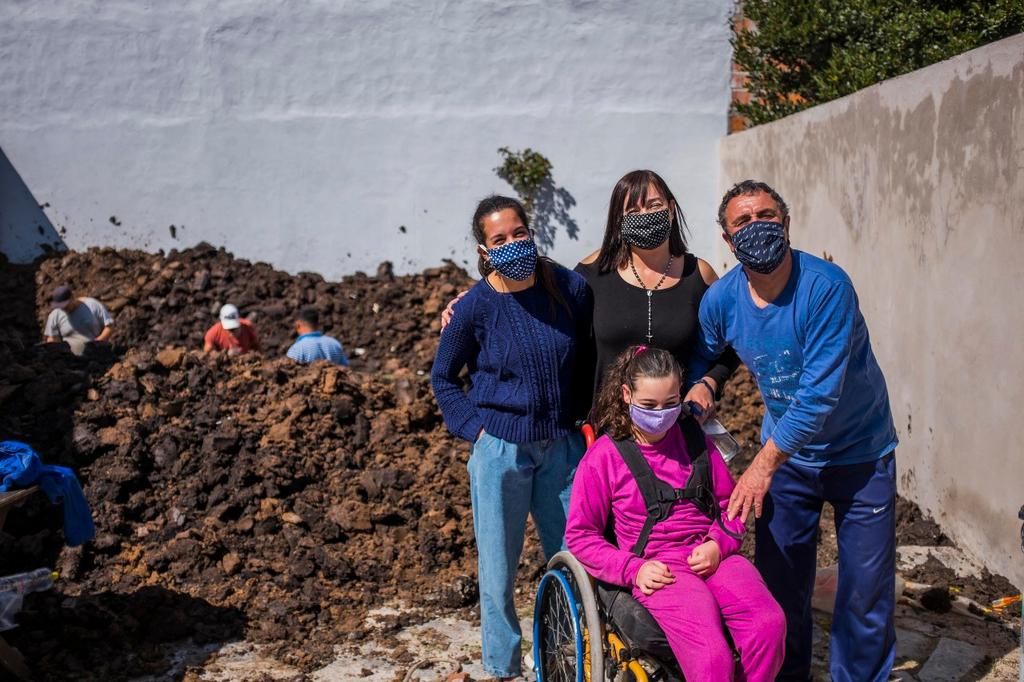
[286,309,349,366]
[690,180,898,682]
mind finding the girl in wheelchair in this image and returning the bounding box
[564,346,785,681]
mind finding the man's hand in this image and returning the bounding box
[727,439,787,523]
[440,290,469,331]
[682,378,717,422]
[687,540,721,577]
[635,560,675,595]
[96,325,113,342]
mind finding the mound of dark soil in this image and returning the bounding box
[0,244,1014,680]
[33,243,464,372]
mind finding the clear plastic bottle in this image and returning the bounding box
[684,402,741,463]
[701,417,741,463]
[0,568,56,632]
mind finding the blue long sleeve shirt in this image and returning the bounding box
[431,265,593,443]
[689,250,897,467]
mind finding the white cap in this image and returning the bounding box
[219,304,241,330]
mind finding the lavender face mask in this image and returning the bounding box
[629,403,683,435]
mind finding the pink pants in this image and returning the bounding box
[633,554,786,682]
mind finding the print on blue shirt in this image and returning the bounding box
[688,250,897,468]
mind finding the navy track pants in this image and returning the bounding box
[755,452,897,682]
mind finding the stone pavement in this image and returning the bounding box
[154,598,1017,681]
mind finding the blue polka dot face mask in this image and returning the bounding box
[484,237,538,281]
[730,220,789,274]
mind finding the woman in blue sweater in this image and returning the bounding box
[431,195,592,681]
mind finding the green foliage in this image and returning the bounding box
[494,147,553,217]
[734,0,1024,125]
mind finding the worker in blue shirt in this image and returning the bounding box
[689,180,898,682]
[286,308,349,366]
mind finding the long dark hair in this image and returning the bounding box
[471,195,571,318]
[592,345,682,440]
[596,170,690,274]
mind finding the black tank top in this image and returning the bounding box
[574,253,712,393]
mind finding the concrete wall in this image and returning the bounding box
[0,0,734,276]
[719,34,1024,588]
[0,148,66,261]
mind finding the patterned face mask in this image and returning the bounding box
[485,237,538,281]
[730,220,788,274]
[620,209,672,250]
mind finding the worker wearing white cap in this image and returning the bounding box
[203,303,261,354]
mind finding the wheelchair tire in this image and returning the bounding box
[533,568,584,682]
[547,552,604,681]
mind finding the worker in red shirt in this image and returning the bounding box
[203,304,261,354]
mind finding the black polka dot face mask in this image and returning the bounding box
[620,209,672,250]
[731,220,788,274]
[485,237,538,281]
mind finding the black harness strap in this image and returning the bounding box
[612,416,741,557]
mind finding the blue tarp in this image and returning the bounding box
[0,441,96,547]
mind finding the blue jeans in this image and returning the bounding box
[468,430,584,678]
[755,452,897,682]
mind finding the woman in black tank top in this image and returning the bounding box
[573,170,739,411]
[440,170,737,416]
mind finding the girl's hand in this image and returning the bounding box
[635,560,675,595]
[687,540,721,577]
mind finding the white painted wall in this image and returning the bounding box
[719,35,1024,588]
[0,0,733,277]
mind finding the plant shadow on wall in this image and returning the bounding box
[494,147,578,253]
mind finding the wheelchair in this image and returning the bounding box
[532,424,685,682]
[533,550,684,682]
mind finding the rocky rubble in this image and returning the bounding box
[0,246,1016,681]
[0,247,479,678]
[33,243,464,371]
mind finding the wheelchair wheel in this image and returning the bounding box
[533,552,605,682]
[534,568,583,681]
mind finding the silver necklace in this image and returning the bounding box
[629,254,673,343]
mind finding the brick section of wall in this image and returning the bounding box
[729,14,754,133]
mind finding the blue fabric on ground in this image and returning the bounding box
[0,441,96,547]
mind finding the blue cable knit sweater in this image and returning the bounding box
[431,264,593,443]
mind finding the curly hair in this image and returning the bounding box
[592,345,683,440]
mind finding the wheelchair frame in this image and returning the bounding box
[533,423,685,681]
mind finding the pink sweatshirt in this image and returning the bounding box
[565,424,745,587]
